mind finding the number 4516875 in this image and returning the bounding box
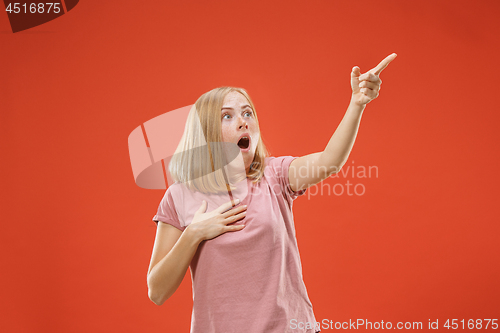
[444,319,498,330]
[5,3,61,14]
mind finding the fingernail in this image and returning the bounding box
[235,199,240,203]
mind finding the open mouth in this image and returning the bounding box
[237,136,250,149]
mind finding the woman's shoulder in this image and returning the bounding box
[166,181,196,196]
[264,156,274,165]
[264,155,297,168]
[261,155,299,182]
[161,182,193,205]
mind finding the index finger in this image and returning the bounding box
[370,53,397,75]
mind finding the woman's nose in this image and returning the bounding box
[238,116,248,129]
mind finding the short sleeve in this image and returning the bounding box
[152,188,185,231]
[266,156,307,204]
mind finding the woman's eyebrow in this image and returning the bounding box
[221,105,252,110]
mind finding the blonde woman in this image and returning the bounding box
[147,54,396,333]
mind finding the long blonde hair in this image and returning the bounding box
[169,87,269,193]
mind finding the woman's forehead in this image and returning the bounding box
[222,91,251,109]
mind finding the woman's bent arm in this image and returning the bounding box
[147,222,202,306]
[147,200,247,305]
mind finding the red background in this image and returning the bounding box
[1,0,499,331]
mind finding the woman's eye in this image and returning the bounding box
[222,114,231,119]
[244,111,253,117]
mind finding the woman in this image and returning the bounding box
[147,53,396,333]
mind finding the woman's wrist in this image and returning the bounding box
[350,93,368,109]
[183,224,205,246]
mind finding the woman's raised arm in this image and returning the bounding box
[289,53,397,192]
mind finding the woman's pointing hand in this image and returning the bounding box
[351,53,397,106]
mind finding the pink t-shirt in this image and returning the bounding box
[153,156,319,333]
